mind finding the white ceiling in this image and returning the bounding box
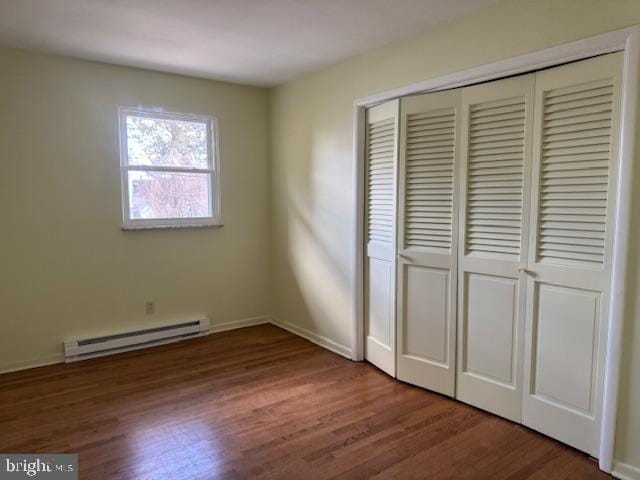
[0,0,499,87]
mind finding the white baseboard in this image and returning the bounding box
[0,354,65,375]
[0,315,351,374]
[0,314,272,375]
[613,461,640,480]
[270,317,352,359]
[210,315,271,333]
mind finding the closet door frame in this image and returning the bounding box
[352,25,640,474]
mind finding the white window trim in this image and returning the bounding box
[118,106,222,230]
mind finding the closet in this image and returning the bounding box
[363,52,623,456]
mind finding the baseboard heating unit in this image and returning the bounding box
[63,317,210,362]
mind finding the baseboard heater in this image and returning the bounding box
[63,317,210,362]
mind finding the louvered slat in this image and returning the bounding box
[404,108,455,249]
[537,80,613,266]
[367,118,395,243]
[465,97,526,256]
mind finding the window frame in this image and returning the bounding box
[118,106,222,230]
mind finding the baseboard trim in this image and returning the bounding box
[613,461,640,480]
[270,317,352,359]
[1,315,351,374]
[0,354,65,375]
[0,315,273,375]
[210,315,271,333]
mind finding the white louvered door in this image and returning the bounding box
[522,52,622,455]
[365,100,399,377]
[396,90,461,396]
[362,54,624,457]
[456,74,535,421]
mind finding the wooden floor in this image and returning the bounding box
[0,324,611,480]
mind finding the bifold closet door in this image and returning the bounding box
[456,74,535,422]
[364,100,399,377]
[396,90,461,396]
[522,52,623,456]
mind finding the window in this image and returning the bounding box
[118,107,221,229]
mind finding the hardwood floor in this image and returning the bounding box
[0,324,611,479]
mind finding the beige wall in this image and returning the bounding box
[269,0,640,472]
[0,47,271,371]
[2,0,640,473]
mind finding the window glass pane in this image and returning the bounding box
[128,171,211,220]
[126,115,209,168]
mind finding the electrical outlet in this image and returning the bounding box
[145,301,155,315]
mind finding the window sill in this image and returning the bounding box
[121,223,223,231]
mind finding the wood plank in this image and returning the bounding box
[0,325,611,480]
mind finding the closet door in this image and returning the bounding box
[456,75,535,421]
[365,100,399,377]
[522,52,622,455]
[396,90,461,396]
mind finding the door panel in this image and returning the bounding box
[367,258,393,347]
[396,90,461,396]
[404,266,449,363]
[365,100,399,377]
[522,52,623,456]
[464,273,517,385]
[533,284,599,413]
[457,74,535,422]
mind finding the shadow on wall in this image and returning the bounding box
[271,83,357,349]
[282,193,351,343]
[278,148,353,346]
